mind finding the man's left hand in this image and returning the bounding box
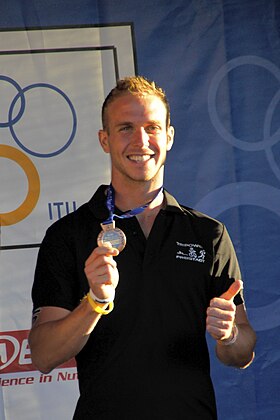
[206,280,243,341]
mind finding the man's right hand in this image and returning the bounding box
[84,243,119,301]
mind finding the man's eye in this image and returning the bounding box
[147,125,161,133]
[120,126,132,132]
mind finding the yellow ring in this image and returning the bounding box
[0,145,40,226]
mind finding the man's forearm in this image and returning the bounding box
[29,297,102,373]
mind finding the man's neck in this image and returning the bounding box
[112,181,164,212]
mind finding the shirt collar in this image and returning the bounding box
[87,185,186,220]
[163,189,187,214]
[87,185,109,220]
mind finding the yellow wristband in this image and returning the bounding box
[86,292,114,315]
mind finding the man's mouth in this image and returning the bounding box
[127,154,154,162]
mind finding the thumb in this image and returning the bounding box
[220,279,243,301]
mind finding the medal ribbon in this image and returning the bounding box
[103,184,163,225]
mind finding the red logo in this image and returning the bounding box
[0,330,76,373]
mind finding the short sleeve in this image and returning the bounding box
[211,224,243,305]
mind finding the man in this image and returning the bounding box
[29,76,256,419]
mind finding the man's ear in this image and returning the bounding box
[98,129,110,153]
[166,126,174,151]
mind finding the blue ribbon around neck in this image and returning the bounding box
[103,184,163,225]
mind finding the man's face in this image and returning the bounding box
[99,93,174,187]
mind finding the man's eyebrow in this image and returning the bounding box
[115,121,133,127]
[146,120,162,125]
[114,120,163,128]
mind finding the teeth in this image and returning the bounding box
[128,155,152,162]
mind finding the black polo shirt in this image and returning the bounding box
[32,185,243,420]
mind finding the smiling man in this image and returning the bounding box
[29,76,256,419]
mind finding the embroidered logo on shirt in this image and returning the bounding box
[176,242,206,263]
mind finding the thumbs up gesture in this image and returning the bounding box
[206,280,243,342]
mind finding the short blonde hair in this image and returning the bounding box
[101,76,171,130]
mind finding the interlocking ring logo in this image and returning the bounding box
[0,75,77,225]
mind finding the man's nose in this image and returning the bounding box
[132,127,150,146]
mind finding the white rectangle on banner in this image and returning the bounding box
[0,47,113,245]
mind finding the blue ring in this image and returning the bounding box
[208,55,280,151]
[0,75,25,127]
[8,83,77,158]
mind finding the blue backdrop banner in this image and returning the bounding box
[0,1,279,419]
